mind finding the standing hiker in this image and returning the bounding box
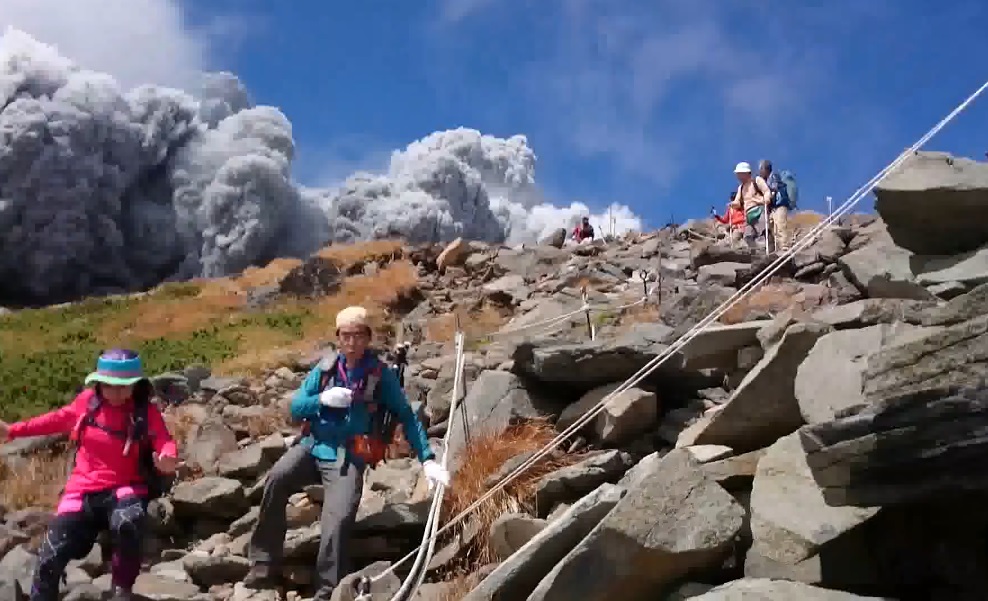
[733,161,773,248]
[0,349,179,601]
[245,305,449,600]
[758,159,797,252]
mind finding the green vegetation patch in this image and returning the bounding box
[0,300,316,421]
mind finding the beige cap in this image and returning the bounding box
[734,161,752,174]
[336,306,370,330]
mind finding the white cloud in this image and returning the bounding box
[0,0,222,89]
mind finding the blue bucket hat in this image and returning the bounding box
[85,348,147,387]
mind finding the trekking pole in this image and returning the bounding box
[764,204,771,254]
[581,287,595,341]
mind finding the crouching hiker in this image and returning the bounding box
[0,349,179,601]
[245,305,450,600]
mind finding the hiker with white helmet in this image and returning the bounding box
[245,305,448,600]
[733,161,773,248]
[0,349,179,601]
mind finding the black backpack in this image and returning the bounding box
[67,381,172,501]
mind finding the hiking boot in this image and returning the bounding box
[109,586,134,601]
[243,563,281,589]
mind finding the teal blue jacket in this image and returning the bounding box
[290,352,434,464]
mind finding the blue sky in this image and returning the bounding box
[5,0,988,230]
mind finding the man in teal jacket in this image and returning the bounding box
[245,306,450,599]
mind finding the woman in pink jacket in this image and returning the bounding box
[0,349,179,601]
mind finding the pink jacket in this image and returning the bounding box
[7,389,178,500]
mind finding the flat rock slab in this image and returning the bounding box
[463,484,625,601]
[746,432,881,587]
[690,578,889,600]
[526,449,744,600]
[800,383,988,506]
[875,151,988,255]
[862,314,988,401]
[795,323,935,424]
[692,322,831,453]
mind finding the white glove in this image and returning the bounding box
[319,387,353,408]
[423,459,450,491]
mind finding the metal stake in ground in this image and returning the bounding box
[581,286,594,341]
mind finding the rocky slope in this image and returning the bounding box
[1,150,988,600]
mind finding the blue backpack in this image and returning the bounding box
[773,170,799,209]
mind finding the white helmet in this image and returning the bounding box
[734,161,752,174]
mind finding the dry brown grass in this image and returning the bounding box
[719,281,829,324]
[618,302,661,328]
[101,286,244,342]
[423,305,510,344]
[0,448,70,511]
[234,258,305,290]
[434,573,479,601]
[788,210,825,231]
[213,330,312,377]
[442,419,579,566]
[315,239,404,267]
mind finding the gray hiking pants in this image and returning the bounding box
[248,443,364,599]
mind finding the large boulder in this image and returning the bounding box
[745,432,881,587]
[445,371,552,466]
[511,323,683,388]
[689,322,831,453]
[795,322,935,424]
[463,484,625,601]
[863,313,988,399]
[874,151,988,255]
[690,578,888,600]
[800,384,988,507]
[526,449,744,600]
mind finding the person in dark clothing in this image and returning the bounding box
[571,216,595,242]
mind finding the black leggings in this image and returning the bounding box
[30,491,146,601]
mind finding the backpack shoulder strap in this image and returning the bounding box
[364,359,385,402]
[317,351,339,392]
[70,390,102,444]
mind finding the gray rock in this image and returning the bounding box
[329,560,400,601]
[488,513,547,560]
[677,319,773,371]
[697,262,748,286]
[795,323,935,424]
[916,245,988,289]
[463,484,625,601]
[534,450,634,514]
[838,239,934,301]
[556,384,658,445]
[745,432,881,587]
[132,573,202,600]
[875,150,988,255]
[183,418,239,475]
[690,578,888,600]
[181,551,250,587]
[512,323,681,387]
[527,449,744,600]
[810,298,931,330]
[691,322,832,453]
[171,477,248,519]
[446,371,552,467]
[863,314,988,400]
